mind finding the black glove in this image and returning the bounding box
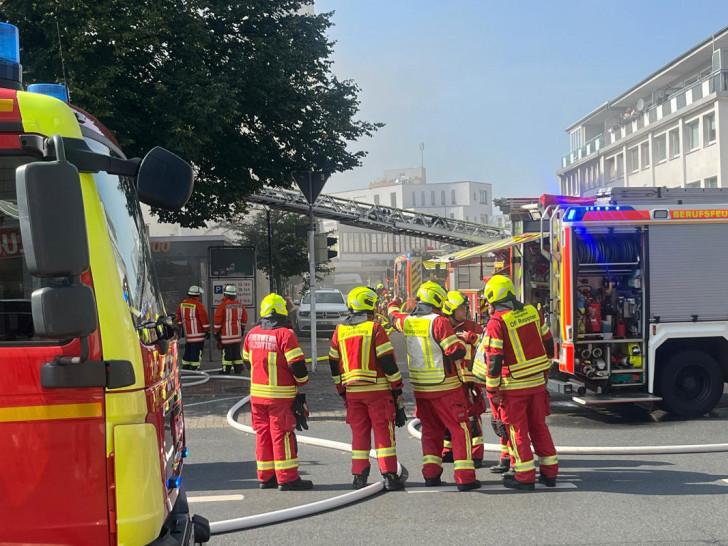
[291,393,309,431]
[392,389,407,428]
[204,331,211,340]
[490,415,507,438]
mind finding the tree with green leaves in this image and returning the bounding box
[227,208,329,294]
[1,0,381,226]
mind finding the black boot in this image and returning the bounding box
[503,475,535,491]
[489,458,511,474]
[182,364,192,371]
[383,472,405,491]
[425,472,444,487]
[441,451,454,463]
[457,479,482,492]
[258,476,278,489]
[278,477,313,491]
[538,474,557,487]
[473,458,483,469]
[352,467,370,490]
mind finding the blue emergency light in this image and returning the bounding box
[0,22,21,87]
[27,83,69,103]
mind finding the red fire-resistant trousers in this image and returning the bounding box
[500,388,558,483]
[442,384,485,461]
[346,392,398,475]
[417,388,476,485]
[251,398,300,485]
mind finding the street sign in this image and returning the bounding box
[293,171,330,205]
[211,278,255,307]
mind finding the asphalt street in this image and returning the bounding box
[180,335,728,546]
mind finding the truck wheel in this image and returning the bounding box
[658,350,723,418]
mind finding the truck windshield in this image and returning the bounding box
[0,155,62,344]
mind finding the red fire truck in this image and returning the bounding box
[0,23,208,545]
[503,188,728,417]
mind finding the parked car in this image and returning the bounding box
[296,288,349,336]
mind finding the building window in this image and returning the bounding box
[685,180,700,188]
[669,128,680,159]
[705,176,718,188]
[606,157,616,181]
[479,190,488,204]
[473,192,477,201]
[431,191,435,205]
[616,154,624,179]
[411,192,415,206]
[420,192,425,206]
[451,189,456,205]
[465,216,469,222]
[704,113,716,144]
[374,194,380,205]
[654,134,667,162]
[449,213,454,219]
[640,141,650,168]
[440,191,446,205]
[391,193,397,208]
[685,120,700,151]
[628,146,639,173]
[480,214,487,224]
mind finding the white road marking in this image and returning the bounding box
[407,483,577,493]
[184,396,242,407]
[188,494,245,503]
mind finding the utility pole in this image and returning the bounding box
[266,208,274,292]
[293,171,329,373]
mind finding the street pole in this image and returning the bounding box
[308,173,318,372]
[266,208,274,292]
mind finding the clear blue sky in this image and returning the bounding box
[316,0,728,198]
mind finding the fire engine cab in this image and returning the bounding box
[0,23,208,544]
[505,187,728,417]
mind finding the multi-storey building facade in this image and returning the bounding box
[558,26,728,196]
[323,168,494,286]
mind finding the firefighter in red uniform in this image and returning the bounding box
[473,275,558,490]
[176,285,210,370]
[214,285,248,374]
[243,293,313,491]
[440,291,486,468]
[388,281,481,491]
[329,286,406,491]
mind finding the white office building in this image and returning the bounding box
[323,168,494,286]
[558,26,728,196]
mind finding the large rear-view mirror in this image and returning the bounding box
[32,285,97,339]
[137,147,194,210]
[16,159,90,277]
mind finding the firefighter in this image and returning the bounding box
[175,285,210,370]
[243,293,313,491]
[214,285,248,374]
[388,281,480,491]
[473,275,558,490]
[441,291,486,468]
[329,286,406,491]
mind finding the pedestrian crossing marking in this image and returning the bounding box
[188,494,245,503]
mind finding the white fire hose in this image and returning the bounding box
[406,418,728,455]
[180,370,404,535]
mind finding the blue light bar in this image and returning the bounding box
[566,209,576,221]
[0,22,21,87]
[0,23,19,64]
[27,83,69,103]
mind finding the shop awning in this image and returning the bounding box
[433,233,544,263]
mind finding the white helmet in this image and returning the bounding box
[223,285,237,297]
[187,285,203,296]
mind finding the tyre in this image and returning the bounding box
[658,350,724,418]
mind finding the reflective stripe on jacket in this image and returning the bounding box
[214,298,248,343]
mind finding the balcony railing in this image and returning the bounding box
[561,69,728,169]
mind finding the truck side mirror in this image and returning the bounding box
[137,147,194,211]
[16,160,89,277]
[32,285,97,339]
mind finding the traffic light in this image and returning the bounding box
[314,232,338,262]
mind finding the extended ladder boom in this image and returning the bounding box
[247,186,506,247]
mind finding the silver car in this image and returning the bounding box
[296,288,349,336]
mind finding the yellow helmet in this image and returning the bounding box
[416,281,447,308]
[260,293,288,317]
[348,286,377,312]
[483,275,516,304]
[376,283,384,290]
[442,291,468,316]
